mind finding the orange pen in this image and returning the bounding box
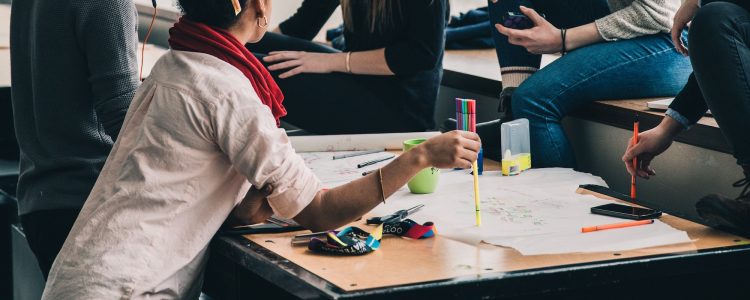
[581,219,654,233]
[631,114,639,201]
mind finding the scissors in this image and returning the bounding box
[366,204,425,225]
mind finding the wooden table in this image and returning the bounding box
[203,158,750,299]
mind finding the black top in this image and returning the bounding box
[10,0,139,214]
[279,0,448,131]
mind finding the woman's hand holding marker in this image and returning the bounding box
[420,130,482,170]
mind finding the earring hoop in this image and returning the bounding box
[257,16,269,28]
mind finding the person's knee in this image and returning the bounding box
[690,2,744,46]
[511,83,559,120]
[510,84,535,118]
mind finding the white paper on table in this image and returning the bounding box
[367,168,693,255]
[299,151,395,188]
[290,132,440,152]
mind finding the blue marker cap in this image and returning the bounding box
[478,148,484,175]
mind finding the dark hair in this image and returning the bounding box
[341,0,403,33]
[177,0,249,28]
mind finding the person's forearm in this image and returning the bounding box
[329,48,395,76]
[565,22,604,51]
[226,187,274,227]
[293,147,428,231]
[658,115,686,138]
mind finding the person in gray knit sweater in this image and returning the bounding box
[487,0,691,168]
[10,0,139,278]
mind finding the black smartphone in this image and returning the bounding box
[591,203,662,220]
[502,12,534,30]
[501,11,545,30]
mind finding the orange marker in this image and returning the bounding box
[630,114,639,201]
[581,219,654,233]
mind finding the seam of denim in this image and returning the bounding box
[730,23,750,116]
[542,115,566,164]
[546,40,678,118]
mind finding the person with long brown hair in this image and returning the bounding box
[248,0,448,134]
[40,0,477,298]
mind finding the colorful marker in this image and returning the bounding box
[581,219,654,233]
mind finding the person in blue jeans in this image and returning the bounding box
[488,0,692,168]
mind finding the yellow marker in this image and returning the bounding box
[472,160,481,226]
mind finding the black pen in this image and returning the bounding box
[362,170,377,176]
[357,155,395,169]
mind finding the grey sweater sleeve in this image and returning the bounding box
[595,0,681,41]
[74,0,140,141]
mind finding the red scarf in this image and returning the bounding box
[168,17,286,126]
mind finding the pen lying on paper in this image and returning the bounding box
[332,149,385,160]
[581,219,654,233]
[357,155,395,168]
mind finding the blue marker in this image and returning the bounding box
[478,148,484,175]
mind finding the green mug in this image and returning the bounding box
[403,138,440,194]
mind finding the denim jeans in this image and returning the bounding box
[688,1,750,166]
[489,0,693,168]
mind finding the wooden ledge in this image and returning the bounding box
[575,99,728,154]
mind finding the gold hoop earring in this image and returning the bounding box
[257,16,269,28]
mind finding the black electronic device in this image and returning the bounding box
[591,203,662,220]
[501,12,541,30]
